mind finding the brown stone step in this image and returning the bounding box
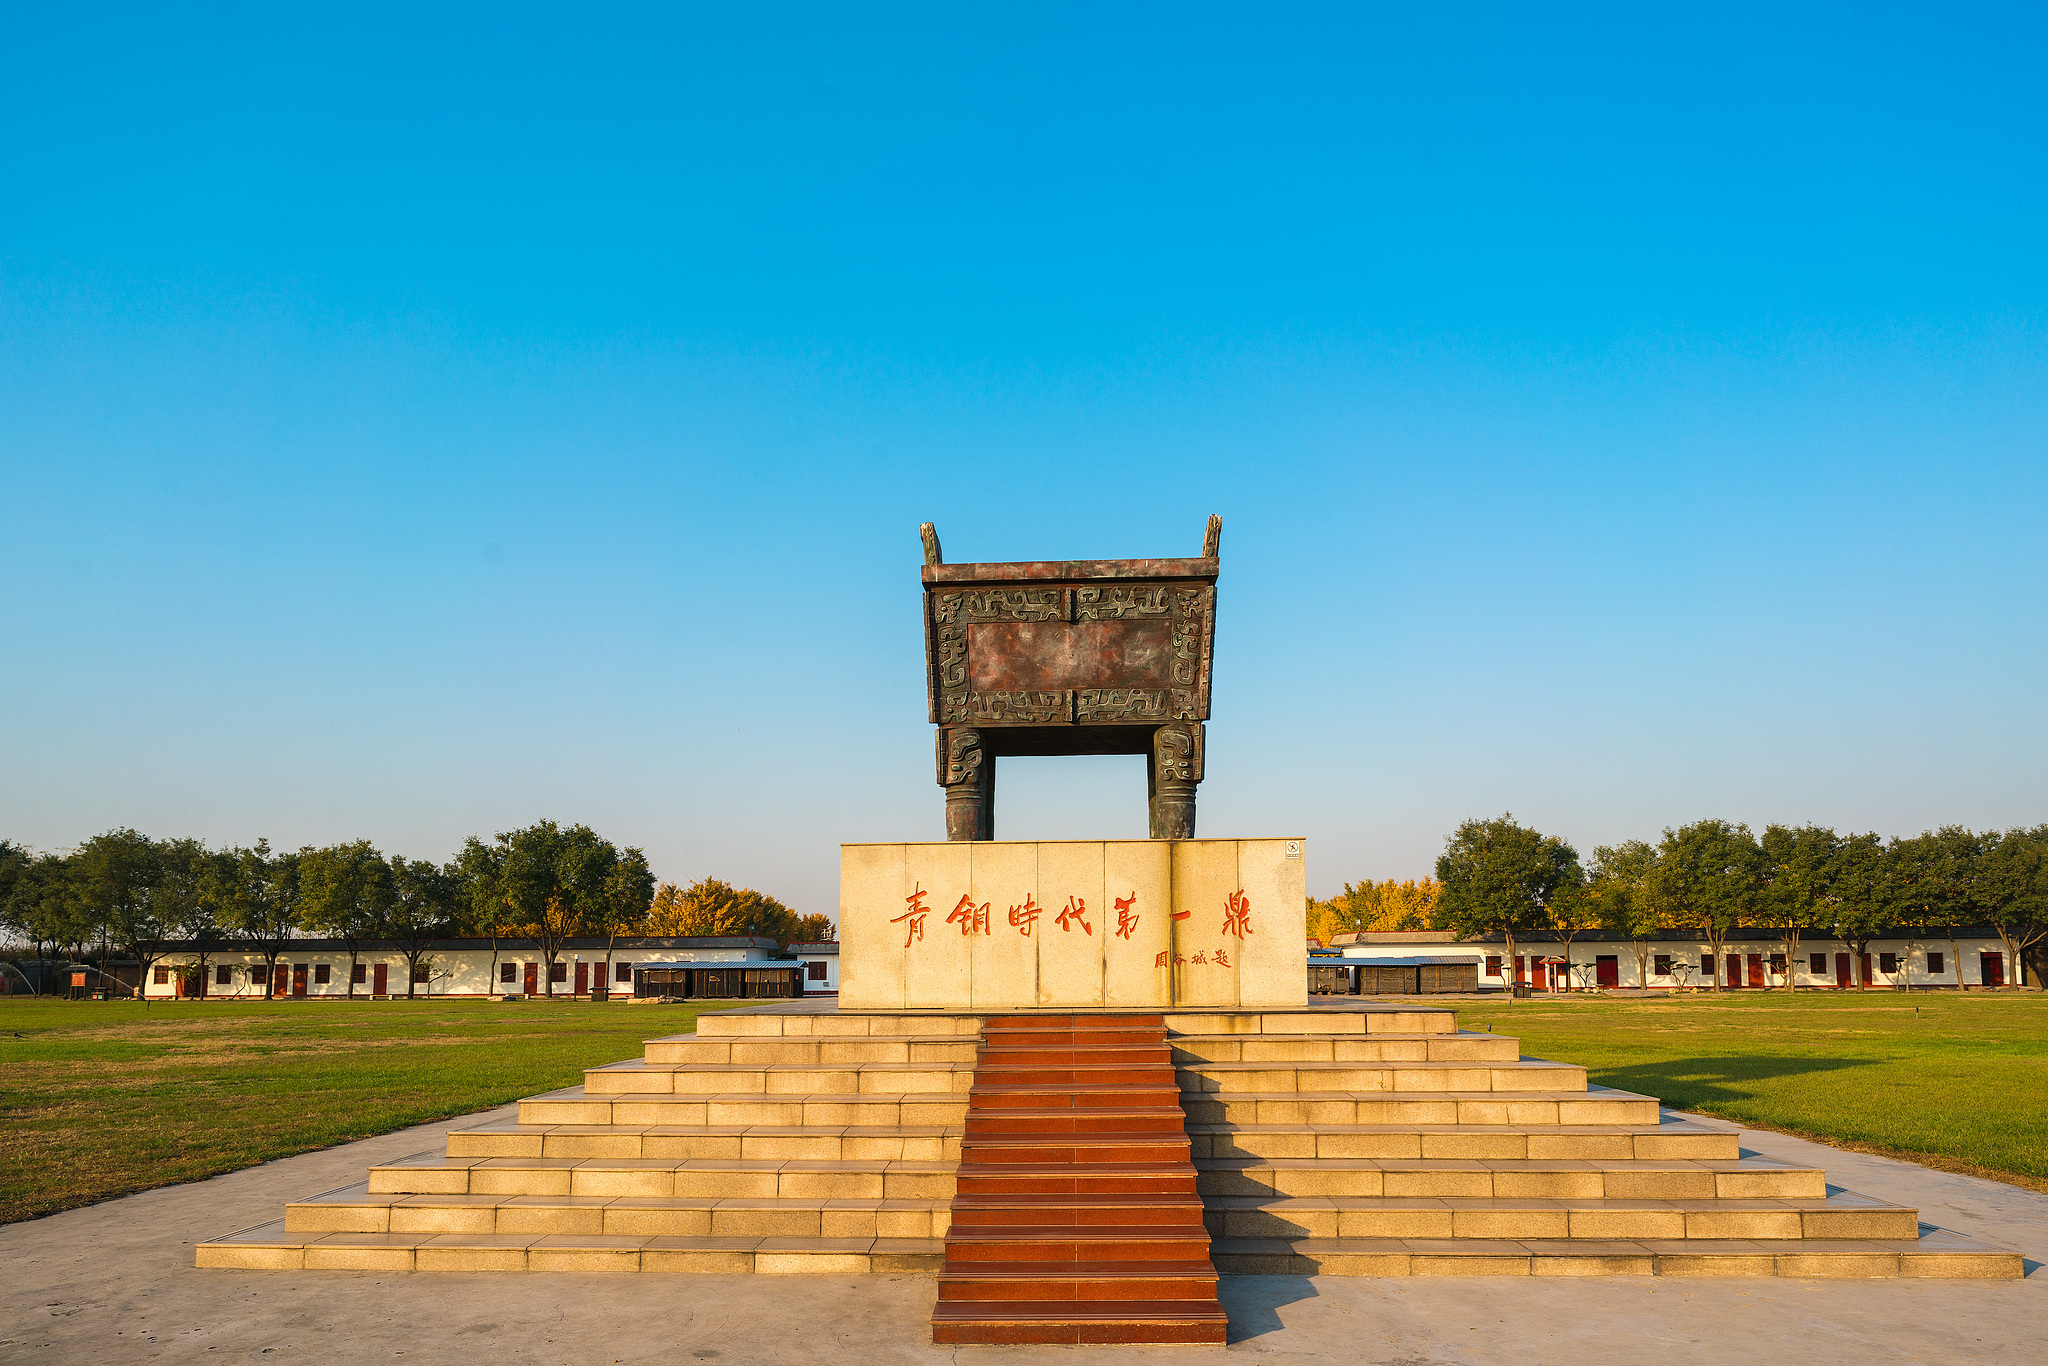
[955,1163,1197,1196]
[935,1260,1219,1301]
[949,1194,1204,1227]
[971,1064,1178,1087]
[969,1083,1181,1108]
[930,1299,1229,1345]
[942,1225,1214,1262]
[963,1136,1190,1165]
[983,1014,1170,1030]
[978,1047,1171,1063]
[966,1106,1186,1136]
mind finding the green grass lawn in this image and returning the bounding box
[1438,990,2048,1187]
[0,996,717,1225]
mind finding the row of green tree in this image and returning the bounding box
[1431,815,2047,989]
[0,821,670,998]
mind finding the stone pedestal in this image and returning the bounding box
[837,837,1306,1010]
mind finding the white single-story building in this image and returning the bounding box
[137,935,797,1000]
[790,941,838,995]
[1325,928,2031,991]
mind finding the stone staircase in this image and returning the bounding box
[931,1014,1228,1345]
[197,1003,2022,1283]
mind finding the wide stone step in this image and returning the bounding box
[1179,1086,1659,1127]
[929,1299,1229,1345]
[285,1181,952,1238]
[365,1150,957,1200]
[1187,1118,1740,1161]
[1195,1154,1825,1200]
[1202,1189,1914,1240]
[518,1086,969,1128]
[1207,1228,2024,1278]
[196,1220,947,1272]
[1163,1010,1456,1036]
[1171,1032,1521,1063]
[696,1014,981,1038]
[1178,1059,1587,1094]
[446,1120,961,1163]
[582,1060,974,1095]
[644,1036,981,1065]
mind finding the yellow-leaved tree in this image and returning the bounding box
[645,877,830,947]
[1307,878,1442,945]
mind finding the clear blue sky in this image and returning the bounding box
[4,4,2043,920]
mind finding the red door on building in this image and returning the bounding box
[1513,956,1526,986]
[1834,953,1850,987]
[524,962,539,995]
[1860,953,1873,987]
[1530,959,1547,990]
[373,963,388,995]
[292,964,308,997]
[1724,955,1741,988]
[1596,956,1619,988]
[575,962,589,995]
[1982,953,2004,987]
[1746,955,1764,988]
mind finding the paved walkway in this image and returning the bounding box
[2,1108,2040,1365]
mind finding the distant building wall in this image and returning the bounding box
[1325,929,2018,990]
[137,936,790,999]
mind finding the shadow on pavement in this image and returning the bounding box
[1218,1274,1319,1343]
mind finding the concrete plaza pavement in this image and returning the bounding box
[2,1106,2041,1366]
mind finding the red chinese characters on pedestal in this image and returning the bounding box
[1113,892,1139,940]
[1222,889,1252,939]
[891,885,931,946]
[946,894,990,936]
[1008,894,1043,937]
[1055,896,1091,935]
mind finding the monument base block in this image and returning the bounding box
[838,838,1307,1011]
